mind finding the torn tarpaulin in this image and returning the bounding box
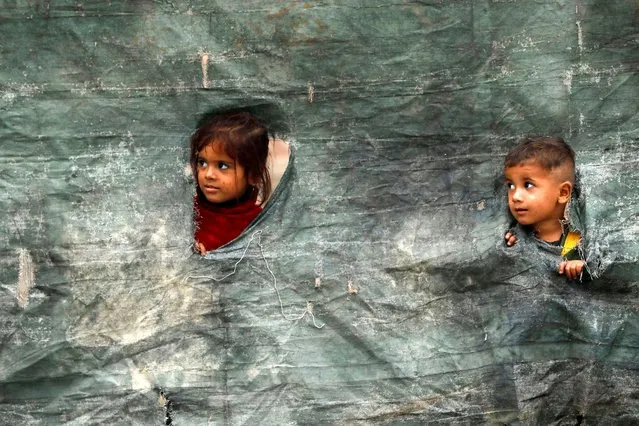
[1,0,638,424]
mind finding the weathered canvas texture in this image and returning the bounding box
[1,1,638,424]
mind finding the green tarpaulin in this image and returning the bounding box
[1,1,638,424]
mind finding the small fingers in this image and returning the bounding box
[504,231,517,247]
[560,261,585,280]
[567,264,577,280]
[571,261,585,280]
[195,241,206,256]
[558,261,566,275]
[504,231,511,243]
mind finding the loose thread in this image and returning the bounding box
[186,230,325,329]
[254,232,325,329]
[185,231,257,283]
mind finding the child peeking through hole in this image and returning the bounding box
[190,112,271,255]
[503,137,589,281]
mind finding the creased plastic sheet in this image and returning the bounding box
[1,1,638,424]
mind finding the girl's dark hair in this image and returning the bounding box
[505,136,576,183]
[190,112,271,204]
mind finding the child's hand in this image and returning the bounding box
[194,240,207,256]
[558,260,585,280]
[504,231,517,247]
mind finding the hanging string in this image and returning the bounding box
[185,230,324,329]
[253,231,325,328]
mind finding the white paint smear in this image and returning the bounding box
[200,53,210,89]
[16,249,35,308]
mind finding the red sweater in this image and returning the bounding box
[193,192,262,252]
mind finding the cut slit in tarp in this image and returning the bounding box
[501,168,615,283]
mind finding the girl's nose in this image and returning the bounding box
[205,167,217,180]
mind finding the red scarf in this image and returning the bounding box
[194,192,262,251]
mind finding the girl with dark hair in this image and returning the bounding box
[190,112,271,254]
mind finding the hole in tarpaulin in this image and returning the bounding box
[188,104,292,255]
[158,389,174,425]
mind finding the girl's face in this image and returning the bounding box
[196,141,250,204]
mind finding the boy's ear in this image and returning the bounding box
[558,181,573,203]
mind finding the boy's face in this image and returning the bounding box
[504,162,570,231]
[196,142,249,204]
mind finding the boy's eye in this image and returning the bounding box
[524,181,534,189]
[506,182,515,190]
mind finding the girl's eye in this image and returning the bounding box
[197,159,207,168]
[218,162,229,170]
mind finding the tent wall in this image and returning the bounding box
[1,1,638,424]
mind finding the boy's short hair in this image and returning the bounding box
[505,136,576,183]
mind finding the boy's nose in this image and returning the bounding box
[512,188,524,202]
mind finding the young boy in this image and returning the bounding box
[503,137,587,280]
